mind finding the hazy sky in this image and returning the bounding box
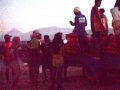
[0,0,116,34]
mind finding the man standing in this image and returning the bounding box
[27,30,42,87]
[70,7,89,54]
[90,0,105,38]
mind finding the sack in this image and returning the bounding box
[52,54,64,67]
[65,33,79,54]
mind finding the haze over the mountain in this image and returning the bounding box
[0,27,114,41]
[0,28,23,41]
[7,28,23,36]
[19,26,73,41]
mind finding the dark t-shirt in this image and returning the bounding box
[70,14,87,37]
[41,42,52,55]
[41,42,52,68]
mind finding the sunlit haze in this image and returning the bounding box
[0,0,116,34]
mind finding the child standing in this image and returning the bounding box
[49,32,64,90]
[2,34,13,82]
[10,36,21,87]
[99,8,109,36]
[27,30,42,87]
[41,35,52,81]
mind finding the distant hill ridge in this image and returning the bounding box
[0,27,114,41]
[7,28,23,36]
[0,28,23,41]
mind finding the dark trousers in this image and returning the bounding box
[92,31,101,38]
[77,36,90,54]
[28,58,40,84]
[51,66,63,88]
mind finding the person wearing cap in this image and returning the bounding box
[90,0,105,38]
[27,30,42,87]
[69,7,90,54]
[1,34,14,82]
[99,8,109,36]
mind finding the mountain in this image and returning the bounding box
[0,28,23,41]
[7,28,23,36]
[0,27,115,41]
[19,26,73,41]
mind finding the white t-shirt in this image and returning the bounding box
[111,7,120,23]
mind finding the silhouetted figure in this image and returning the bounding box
[1,34,14,82]
[90,0,105,51]
[10,36,21,87]
[99,8,109,36]
[111,0,120,49]
[90,0,105,38]
[41,35,52,81]
[49,32,64,90]
[27,30,42,87]
[70,7,90,54]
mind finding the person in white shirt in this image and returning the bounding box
[110,0,120,48]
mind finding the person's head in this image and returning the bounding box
[36,34,42,40]
[52,32,63,54]
[32,30,42,40]
[95,0,102,7]
[44,35,50,43]
[53,32,63,42]
[12,36,20,45]
[74,7,81,15]
[4,34,12,43]
[114,0,120,10]
[99,8,105,15]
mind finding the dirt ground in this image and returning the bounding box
[0,59,120,90]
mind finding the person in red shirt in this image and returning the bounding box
[90,0,105,38]
[2,34,14,82]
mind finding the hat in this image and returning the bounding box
[74,7,80,13]
[33,30,41,36]
[4,34,12,38]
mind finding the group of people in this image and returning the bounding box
[0,30,65,89]
[69,0,120,55]
[26,30,65,89]
[1,35,21,87]
[0,0,120,89]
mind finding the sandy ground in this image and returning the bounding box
[0,59,120,90]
